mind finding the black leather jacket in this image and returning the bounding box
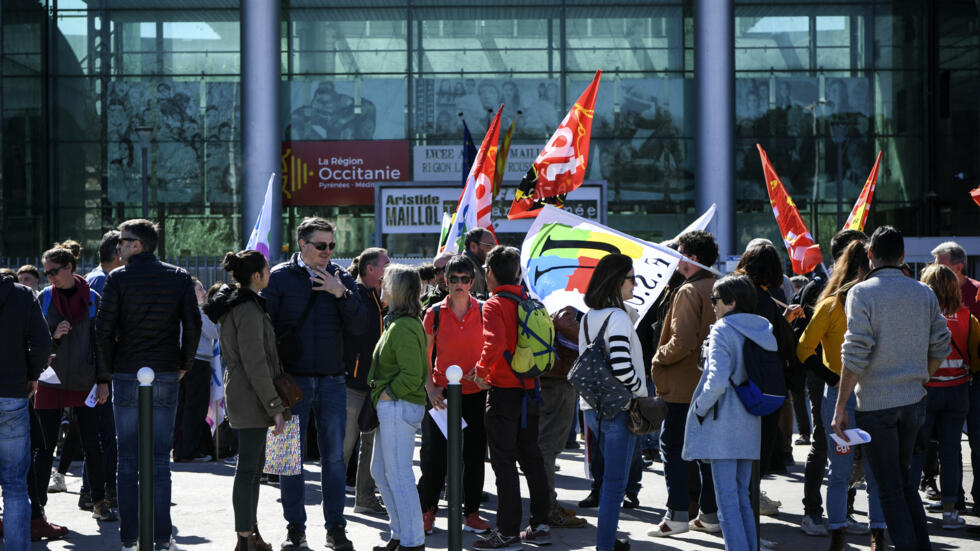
[95,252,202,374]
[0,276,52,398]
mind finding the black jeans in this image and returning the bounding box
[802,373,827,518]
[485,387,550,536]
[175,359,212,460]
[82,396,117,496]
[660,402,716,517]
[34,406,106,505]
[856,401,931,551]
[233,428,267,532]
[418,389,487,515]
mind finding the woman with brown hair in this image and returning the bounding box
[797,240,885,550]
[910,263,980,529]
[204,250,286,550]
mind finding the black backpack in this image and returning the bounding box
[732,338,786,416]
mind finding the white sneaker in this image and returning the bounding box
[48,471,67,493]
[689,517,720,533]
[648,517,689,537]
[845,515,869,535]
[800,515,829,537]
[121,544,137,551]
[760,537,777,549]
[760,492,781,516]
[942,511,966,529]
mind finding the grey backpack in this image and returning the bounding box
[567,313,632,419]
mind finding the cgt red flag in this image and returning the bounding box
[507,70,601,219]
[842,151,882,232]
[757,144,823,275]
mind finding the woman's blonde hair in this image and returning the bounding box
[920,263,962,316]
[382,263,422,318]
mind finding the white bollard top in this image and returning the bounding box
[137,367,155,386]
[446,365,463,385]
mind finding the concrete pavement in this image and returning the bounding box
[24,434,977,550]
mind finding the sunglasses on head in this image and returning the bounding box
[44,265,66,277]
[307,240,336,251]
[448,275,472,284]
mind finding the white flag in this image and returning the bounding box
[246,173,277,259]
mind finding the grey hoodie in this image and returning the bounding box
[683,313,776,461]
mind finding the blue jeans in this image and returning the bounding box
[583,409,642,495]
[659,401,716,519]
[855,401,930,551]
[711,459,756,551]
[969,377,980,505]
[279,375,347,531]
[372,399,425,547]
[908,384,969,505]
[821,386,884,529]
[595,411,637,551]
[0,398,31,551]
[113,372,180,545]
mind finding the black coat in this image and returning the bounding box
[343,282,385,390]
[95,252,202,374]
[0,276,52,397]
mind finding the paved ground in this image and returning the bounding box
[22,433,978,551]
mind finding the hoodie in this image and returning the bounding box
[682,313,776,462]
[0,276,52,398]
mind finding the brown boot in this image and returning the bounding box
[251,524,272,551]
[870,528,886,551]
[828,528,846,551]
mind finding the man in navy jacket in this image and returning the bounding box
[262,217,367,551]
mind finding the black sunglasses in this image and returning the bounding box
[44,265,66,277]
[307,240,336,251]
[448,275,472,284]
[119,237,139,243]
[624,275,636,283]
[710,295,723,304]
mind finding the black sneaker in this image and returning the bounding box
[613,538,630,551]
[281,524,309,551]
[78,491,94,511]
[473,529,522,551]
[622,493,639,509]
[577,490,599,508]
[520,524,551,546]
[326,526,354,551]
[372,539,398,551]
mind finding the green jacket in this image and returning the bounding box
[368,314,427,407]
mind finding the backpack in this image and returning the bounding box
[731,337,786,416]
[40,287,98,319]
[567,313,633,419]
[496,291,556,379]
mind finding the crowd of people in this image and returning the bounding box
[1,216,979,551]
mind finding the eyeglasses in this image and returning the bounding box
[434,266,445,274]
[307,241,336,251]
[448,275,472,284]
[119,237,139,243]
[479,241,496,248]
[44,265,66,278]
[624,275,636,283]
[710,295,723,305]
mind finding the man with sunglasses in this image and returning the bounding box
[463,228,496,300]
[95,219,202,551]
[261,217,367,551]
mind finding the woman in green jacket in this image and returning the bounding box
[204,250,285,551]
[368,264,427,551]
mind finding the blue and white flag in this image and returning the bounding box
[206,339,226,434]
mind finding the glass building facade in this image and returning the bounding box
[2,0,978,259]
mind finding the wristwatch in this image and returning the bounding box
[340,288,352,300]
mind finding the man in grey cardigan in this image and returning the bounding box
[833,226,950,551]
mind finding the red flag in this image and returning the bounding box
[842,151,882,232]
[757,144,823,275]
[971,185,980,208]
[507,70,601,219]
[493,119,516,198]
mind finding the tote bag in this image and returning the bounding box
[264,416,302,476]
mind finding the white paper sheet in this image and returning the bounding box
[428,407,468,439]
[84,384,99,408]
[38,366,61,385]
[830,428,871,454]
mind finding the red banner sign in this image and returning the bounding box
[281,140,410,206]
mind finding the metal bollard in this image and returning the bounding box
[445,365,463,551]
[138,367,155,551]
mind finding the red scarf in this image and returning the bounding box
[52,274,91,323]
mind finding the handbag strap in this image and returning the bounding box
[584,312,615,346]
[295,291,319,328]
